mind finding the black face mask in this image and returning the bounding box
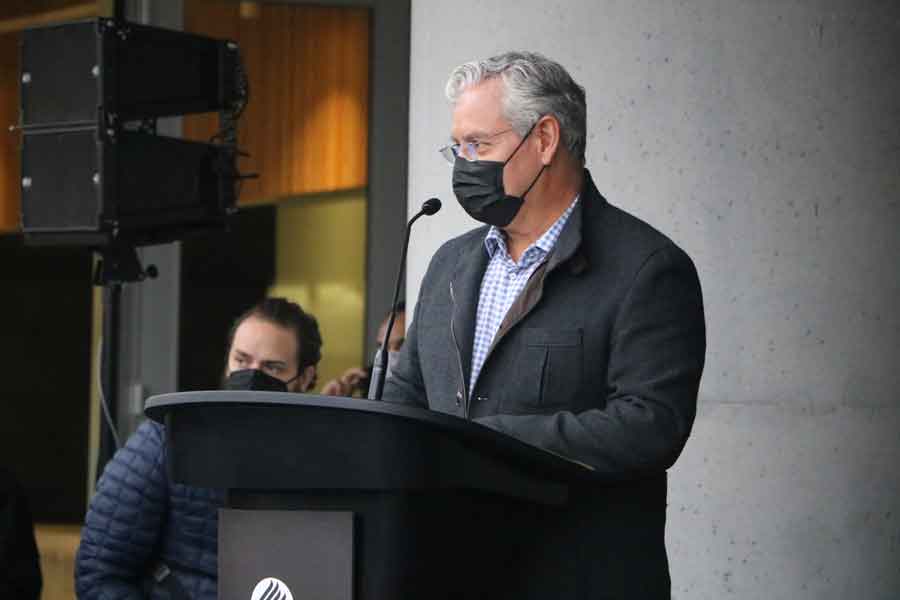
[224,369,297,393]
[452,122,546,228]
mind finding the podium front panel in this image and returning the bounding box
[218,509,353,600]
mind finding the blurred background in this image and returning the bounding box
[1,1,408,598]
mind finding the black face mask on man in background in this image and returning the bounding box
[451,121,546,228]
[224,368,300,393]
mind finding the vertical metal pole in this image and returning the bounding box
[97,281,122,479]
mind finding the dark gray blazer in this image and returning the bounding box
[384,170,706,598]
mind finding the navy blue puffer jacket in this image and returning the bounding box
[76,420,223,599]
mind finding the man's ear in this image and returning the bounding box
[535,114,561,165]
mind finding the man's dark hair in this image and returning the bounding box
[225,297,323,374]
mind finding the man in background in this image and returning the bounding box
[321,303,406,397]
[75,298,322,600]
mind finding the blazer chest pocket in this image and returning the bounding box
[511,328,583,411]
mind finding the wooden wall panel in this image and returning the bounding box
[0,0,94,23]
[0,32,21,232]
[0,3,99,34]
[184,2,370,204]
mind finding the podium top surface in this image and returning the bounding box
[145,391,596,484]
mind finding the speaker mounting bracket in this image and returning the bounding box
[93,242,158,286]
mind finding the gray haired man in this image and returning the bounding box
[384,51,706,598]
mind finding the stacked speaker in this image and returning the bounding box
[19,18,243,246]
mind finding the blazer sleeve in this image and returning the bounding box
[382,304,428,407]
[75,421,169,599]
[381,247,447,409]
[475,244,706,480]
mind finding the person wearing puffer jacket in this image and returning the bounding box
[75,298,323,599]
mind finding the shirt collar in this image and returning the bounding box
[483,194,581,262]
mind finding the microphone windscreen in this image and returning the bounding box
[422,198,442,215]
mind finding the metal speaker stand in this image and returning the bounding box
[92,243,157,477]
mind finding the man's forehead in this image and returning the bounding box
[450,78,507,140]
[232,317,298,361]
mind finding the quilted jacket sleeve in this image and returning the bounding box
[75,421,169,600]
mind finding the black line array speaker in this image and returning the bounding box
[19,18,242,246]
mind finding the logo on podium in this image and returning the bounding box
[251,577,294,600]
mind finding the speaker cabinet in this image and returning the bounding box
[21,129,235,246]
[19,18,241,247]
[20,19,238,126]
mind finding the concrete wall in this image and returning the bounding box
[407,1,900,598]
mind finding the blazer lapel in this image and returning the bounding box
[487,189,587,354]
[545,191,584,273]
[449,233,489,393]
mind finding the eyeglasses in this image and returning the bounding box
[438,128,514,164]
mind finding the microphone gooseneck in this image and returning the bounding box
[369,198,442,401]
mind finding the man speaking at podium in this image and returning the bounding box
[383,52,706,598]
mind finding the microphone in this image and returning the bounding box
[421,197,441,215]
[368,198,442,401]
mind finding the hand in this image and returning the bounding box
[320,367,369,397]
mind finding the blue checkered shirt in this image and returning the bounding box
[469,196,579,392]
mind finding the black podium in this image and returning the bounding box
[145,391,598,600]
